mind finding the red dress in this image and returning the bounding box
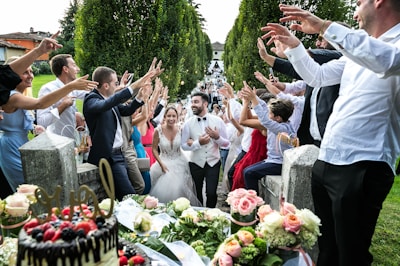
[141,122,156,166]
[231,129,267,190]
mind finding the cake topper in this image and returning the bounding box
[32,158,115,223]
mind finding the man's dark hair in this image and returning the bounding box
[259,92,276,104]
[191,91,209,103]
[50,54,72,77]
[92,66,116,88]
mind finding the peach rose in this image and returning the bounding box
[237,230,254,246]
[283,214,302,234]
[257,204,274,222]
[143,196,158,209]
[218,253,233,266]
[223,239,241,258]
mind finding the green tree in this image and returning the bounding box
[50,0,79,58]
[223,0,354,89]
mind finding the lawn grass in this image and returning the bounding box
[370,175,400,265]
[31,74,400,264]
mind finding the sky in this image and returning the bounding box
[0,0,241,44]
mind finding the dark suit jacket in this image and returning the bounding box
[273,49,342,146]
[83,88,144,165]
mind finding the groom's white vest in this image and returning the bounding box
[185,114,222,168]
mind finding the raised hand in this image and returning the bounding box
[279,4,327,35]
[67,75,98,91]
[261,23,300,50]
[37,31,63,54]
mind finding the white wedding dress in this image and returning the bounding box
[149,126,201,206]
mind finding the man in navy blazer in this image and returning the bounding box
[84,59,163,200]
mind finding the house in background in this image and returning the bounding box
[205,42,225,84]
[0,28,52,63]
[0,40,26,64]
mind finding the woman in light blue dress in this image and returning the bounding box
[0,62,97,194]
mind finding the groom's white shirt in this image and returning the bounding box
[181,113,229,167]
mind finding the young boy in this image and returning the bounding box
[241,84,296,194]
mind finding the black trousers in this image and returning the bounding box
[189,161,221,208]
[312,160,394,266]
[227,150,247,189]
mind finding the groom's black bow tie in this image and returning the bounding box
[197,117,207,122]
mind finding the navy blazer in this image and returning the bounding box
[83,88,143,165]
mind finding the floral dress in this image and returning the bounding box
[149,126,201,206]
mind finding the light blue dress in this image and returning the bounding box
[0,90,34,191]
[131,125,151,194]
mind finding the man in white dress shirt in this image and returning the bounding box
[263,2,400,265]
[181,92,229,207]
[37,54,87,139]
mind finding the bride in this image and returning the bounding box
[149,106,201,206]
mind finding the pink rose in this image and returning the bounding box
[237,197,256,216]
[17,184,38,195]
[218,253,233,266]
[283,214,302,234]
[230,198,241,213]
[237,230,254,246]
[223,240,241,258]
[257,204,274,222]
[281,202,297,215]
[234,188,247,198]
[143,196,158,209]
[246,190,258,197]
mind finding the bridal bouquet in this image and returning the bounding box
[226,189,264,234]
[0,184,38,238]
[256,202,321,250]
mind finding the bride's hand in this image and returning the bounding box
[161,163,169,173]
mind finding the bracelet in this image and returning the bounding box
[319,19,327,36]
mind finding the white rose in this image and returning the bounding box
[204,208,225,221]
[297,208,321,233]
[259,211,284,234]
[173,197,190,212]
[5,193,30,217]
[181,208,199,223]
[133,211,152,232]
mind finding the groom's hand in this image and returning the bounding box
[205,126,220,140]
[199,133,211,145]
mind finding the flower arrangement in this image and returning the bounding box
[211,227,281,266]
[256,202,321,250]
[0,184,38,238]
[124,194,159,210]
[226,188,264,233]
[160,207,230,258]
[0,237,18,266]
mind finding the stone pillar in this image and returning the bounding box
[19,132,78,207]
[281,144,319,211]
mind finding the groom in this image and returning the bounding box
[181,92,229,207]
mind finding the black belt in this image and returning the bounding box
[112,146,123,153]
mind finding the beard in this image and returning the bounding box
[192,105,204,115]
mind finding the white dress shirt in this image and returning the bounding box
[37,78,88,139]
[284,22,400,173]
